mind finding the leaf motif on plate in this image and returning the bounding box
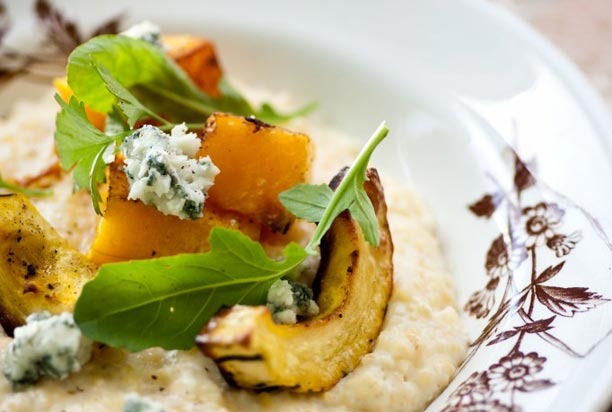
[534,262,566,284]
[35,0,82,53]
[488,316,555,346]
[518,379,555,393]
[515,316,556,334]
[535,285,610,317]
[487,329,519,346]
[468,193,501,218]
[513,153,536,193]
[90,15,124,37]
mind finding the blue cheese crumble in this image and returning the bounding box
[267,279,319,324]
[121,124,219,220]
[123,393,167,412]
[120,21,162,47]
[3,312,92,386]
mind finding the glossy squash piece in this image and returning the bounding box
[198,113,313,231]
[0,194,96,335]
[162,34,223,96]
[197,169,393,392]
[87,161,261,265]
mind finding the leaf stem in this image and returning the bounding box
[158,122,207,132]
[140,84,218,116]
[305,121,389,254]
[0,178,52,197]
[511,246,537,354]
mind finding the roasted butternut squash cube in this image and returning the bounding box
[0,194,97,335]
[162,35,223,96]
[54,77,106,131]
[87,161,261,265]
[198,113,313,231]
[197,170,393,392]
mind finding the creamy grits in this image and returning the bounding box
[0,94,466,412]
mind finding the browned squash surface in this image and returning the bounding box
[0,194,97,335]
[198,113,313,231]
[197,169,393,392]
[88,161,261,265]
[162,34,223,96]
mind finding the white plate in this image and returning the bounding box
[2,1,611,411]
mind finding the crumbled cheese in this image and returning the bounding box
[267,279,319,324]
[121,124,219,220]
[123,393,167,412]
[3,312,92,386]
[120,21,162,47]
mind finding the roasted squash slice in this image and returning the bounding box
[0,194,96,335]
[197,169,393,392]
[162,35,223,96]
[198,113,313,232]
[88,161,261,265]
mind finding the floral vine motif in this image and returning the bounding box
[445,152,610,411]
[0,0,123,87]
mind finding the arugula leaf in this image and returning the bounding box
[278,183,333,223]
[256,102,318,124]
[68,35,206,115]
[53,94,127,214]
[105,105,130,135]
[280,122,388,252]
[67,35,312,124]
[348,189,379,246]
[0,174,52,197]
[95,63,169,128]
[74,228,308,351]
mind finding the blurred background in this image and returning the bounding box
[496,0,612,112]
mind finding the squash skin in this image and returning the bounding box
[162,35,223,96]
[0,194,96,336]
[88,161,261,265]
[197,169,393,392]
[198,113,313,232]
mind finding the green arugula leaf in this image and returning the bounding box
[105,105,130,135]
[256,101,318,124]
[95,63,169,128]
[280,121,389,252]
[53,94,127,214]
[278,183,333,223]
[68,35,206,115]
[0,174,52,197]
[74,228,308,351]
[348,188,379,246]
[67,35,313,124]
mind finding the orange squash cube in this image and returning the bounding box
[198,113,313,231]
[162,35,223,96]
[87,161,260,265]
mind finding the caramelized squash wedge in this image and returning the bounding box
[162,35,223,96]
[199,113,313,231]
[197,169,393,392]
[88,161,261,265]
[0,194,96,335]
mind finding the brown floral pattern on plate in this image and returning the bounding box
[442,151,611,411]
[0,0,123,88]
